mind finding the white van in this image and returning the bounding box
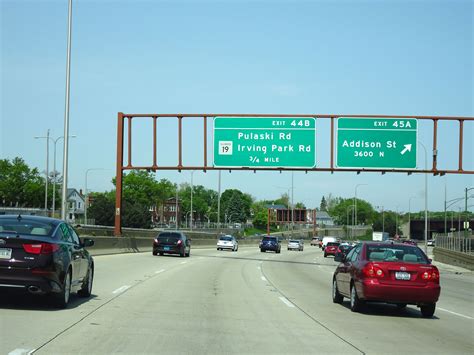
[321,236,337,251]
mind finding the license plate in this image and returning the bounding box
[164,246,170,251]
[395,272,411,280]
[0,248,12,259]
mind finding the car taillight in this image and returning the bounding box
[362,263,385,278]
[177,240,182,245]
[421,268,440,282]
[153,238,160,244]
[23,243,60,255]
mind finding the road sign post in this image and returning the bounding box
[213,117,316,168]
[336,117,418,169]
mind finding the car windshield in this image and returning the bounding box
[219,236,233,241]
[158,233,182,243]
[367,245,429,264]
[0,218,54,237]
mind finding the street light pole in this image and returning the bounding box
[35,129,50,214]
[217,170,221,228]
[61,0,73,221]
[346,205,354,239]
[418,141,428,254]
[190,171,195,230]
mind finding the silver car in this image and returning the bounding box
[217,235,238,251]
[287,239,304,251]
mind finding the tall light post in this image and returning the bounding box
[445,197,465,234]
[376,205,385,234]
[190,171,195,230]
[418,141,428,254]
[84,168,109,225]
[34,129,50,214]
[408,197,416,239]
[465,187,474,235]
[354,183,368,237]
[61,0,73,220]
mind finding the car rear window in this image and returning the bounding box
[262,237,277,242]
[219,236,233,241]
[289,240,299,243]
[0,218,54,237]
[158,232,182,243]
[327,242,340,246]
[367,245,428,264]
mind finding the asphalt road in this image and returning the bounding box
[1,246,473,355]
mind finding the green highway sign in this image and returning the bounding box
[213,117,316,168]
[336,117,418,169]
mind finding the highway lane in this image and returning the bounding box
[1,246,473,354]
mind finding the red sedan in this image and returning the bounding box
[332,242,440,318]
[324,242,340,257]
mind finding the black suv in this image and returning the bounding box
[260,236,281,253]
[153,231,190,257]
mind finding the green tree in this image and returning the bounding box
[0,157,44,207]
[328,197,376,226]
[320,196,327,211]
[220,189,252,223]
[87,192,115,226]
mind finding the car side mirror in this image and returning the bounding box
[428,258,432,263]
[82,238,95,247]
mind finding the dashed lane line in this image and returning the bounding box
[279,296,296,308]
[112,285,131,294]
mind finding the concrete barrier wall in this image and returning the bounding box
[433,247,474,271]
[82,236,261,256]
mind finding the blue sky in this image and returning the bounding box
[1,0,473,214]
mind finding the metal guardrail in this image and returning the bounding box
[436,235,474,255]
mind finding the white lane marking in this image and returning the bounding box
[112,285,131,294]
[257,266,261,270]
[438,308,474,320]
[198,257,204,259]
[180,261,187,265]
[155,269,165,274]
[8,349,35,355]
[279,297,295,308]
[261,276,267,281]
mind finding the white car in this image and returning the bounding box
[217,235,238,251]
[287,239,304,251]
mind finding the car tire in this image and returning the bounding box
[186,250,190,257]
[217,248,220,251]
[53,269,72,309]
[152,251,158,256]
[277,249,281,254]
[78,266,93,298]
[350,284,364,312]
[396,303,407,310]
[332,279,343,304]
[420,303,436,318]
[159,252,163,256]
[324,253,327,258]
[260,249,265,253]
[180,248,186,257]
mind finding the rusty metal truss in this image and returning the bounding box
[114,113,473,235]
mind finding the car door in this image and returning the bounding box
[68,225,89,282]
[59,223,82,285]
[339,245,361,296]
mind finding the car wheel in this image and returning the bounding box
[53,269,72,309]
[186,249,190,257]
[78,266,93,297]
[324,253,327,258]
[260,249,265,253]
[217,248,220,251]
[180,248,186,257]
[152,251,158,256]
[277,249,281,254]
[396,303,407,310]
[332,279,343,304]
[350,284,363,312]
[420,303,436,318]
[159,252,163,256]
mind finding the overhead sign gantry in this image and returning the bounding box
[213,117,316,168]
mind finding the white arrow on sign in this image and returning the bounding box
[400,144,412,155]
